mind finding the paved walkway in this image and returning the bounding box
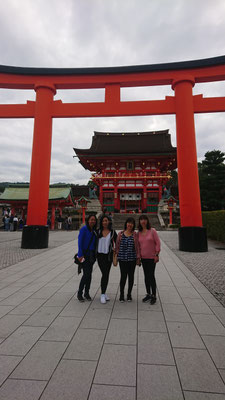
[0,232,224,399]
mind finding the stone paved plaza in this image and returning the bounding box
[0,230,224,399]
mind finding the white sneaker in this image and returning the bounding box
[105,294,110,301]
[100,294,106,304]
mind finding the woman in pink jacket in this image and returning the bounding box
[115,217,140,302]
[138,215,161,305]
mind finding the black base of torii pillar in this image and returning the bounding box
[178,227,208,252]
[21,225,49,249]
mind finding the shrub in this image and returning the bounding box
[202,210,225,242]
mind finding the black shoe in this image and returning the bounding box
[150,296,156,305]
[119,294,125,302]
[127,294,132,302]
[84,293,92,301]
[142,294,151,303]
[77,294,85,302]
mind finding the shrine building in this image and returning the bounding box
[74,130,177,213]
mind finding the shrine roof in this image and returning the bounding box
[0,185,74,202]
[74,130,176,157]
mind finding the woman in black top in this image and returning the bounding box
[97,215,117,304]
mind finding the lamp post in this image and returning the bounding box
[78,196,89,225]
[167,196,176,226]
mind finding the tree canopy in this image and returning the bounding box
[198,150,225,211]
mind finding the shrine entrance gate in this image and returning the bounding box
[1,56,225,251]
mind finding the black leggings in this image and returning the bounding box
[78,253,95,296]
[97,253,112,294]
[141,258,156,296]
[119,260,136,296]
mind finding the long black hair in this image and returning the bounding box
[124,217,135,231]
[98,215,112,237]
[86,214,97,231]
[138,214,151,231]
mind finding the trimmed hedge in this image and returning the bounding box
[202,211,225,243]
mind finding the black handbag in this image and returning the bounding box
[74,232,95,274]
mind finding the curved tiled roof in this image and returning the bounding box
[0,185,74,202]
[74,130,176,156]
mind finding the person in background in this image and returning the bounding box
[13,215,18,231]
[115,217,140,302]
[77,214,97,302]
[9,214,14,231]
[4,215,10,231]
[97,215,117,304]
[138,214,161,305]
[19,217,24,230]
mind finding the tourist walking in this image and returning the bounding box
[115,217,140,302]
[97,215,117,304]
[77,214,97,302]
[138,214,161,304]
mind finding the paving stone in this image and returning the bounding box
[0,378,47,400]
[158,286,183,304]
[0,291,34,306]
[105,318,137,345]
[182,298,213,314]
[0,355,22,386]
[0,305,14,318]
[60,297,91,317]
[44,292,74,307]
[80,307,111,329]
[8,298,46,315]
[41,316,81,341]
[212,307,225,327]
[184,391,225,399]
[94,344,136,386]
[30,286,59,298]
[202,335,225,368]
[11,341,67,380]
[64,328,105,360]
[89,384,136,400]
[200,292,223,307]
[174,348,225,393]
[111,299,137,320]
[162,303,192,322]
[138,331,175,365]
[0,326,46,356]
[137,364,183,400]
[39,359,96,400]
[191,314,225,336]
[138,310,167,332]
[0,314,28,338]
[167,321,205,349]
[220,369,225,384]
[176,286,202,299]
[23,306,63,327]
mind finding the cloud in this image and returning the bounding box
[0,0,225,185]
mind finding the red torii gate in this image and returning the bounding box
[1,56,225,251]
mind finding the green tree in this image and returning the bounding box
[199,150,225,211]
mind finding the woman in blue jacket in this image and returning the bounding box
[77,214,97,302]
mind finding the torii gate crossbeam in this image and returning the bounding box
[1,55,225,251]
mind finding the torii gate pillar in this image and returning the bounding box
[21,84,55,248]
[173,77,207,251]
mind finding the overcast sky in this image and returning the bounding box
[0,0,225,184]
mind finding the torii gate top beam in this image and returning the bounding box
[0,55,225,90]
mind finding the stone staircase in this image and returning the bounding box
[86,199,102,216]
[112,213,163,231]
